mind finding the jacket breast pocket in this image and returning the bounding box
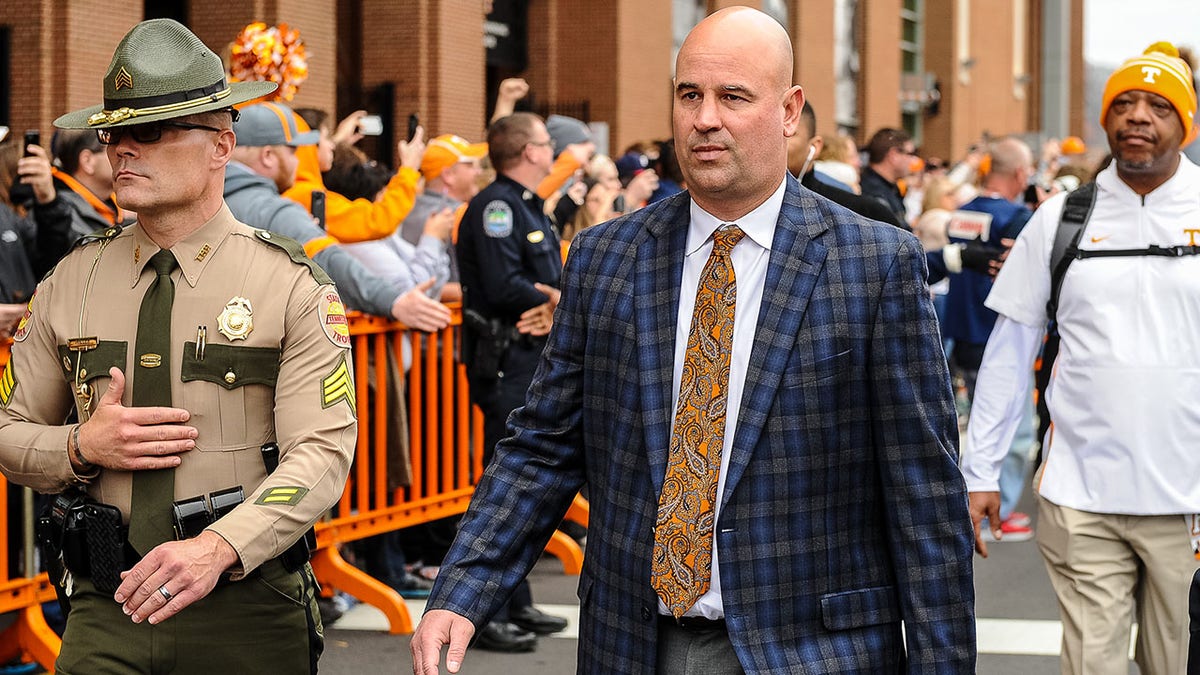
[181,342,280,451]
[780,349,851,389]
[820,585,900,631]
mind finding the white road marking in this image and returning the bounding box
[333,602,1140,660]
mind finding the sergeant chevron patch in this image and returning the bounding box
[254,486,310,506]
[321,354,355,411]
[0,362,15,407]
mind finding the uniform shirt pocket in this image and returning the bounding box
[57,340,128,386]
[181,343,280,451]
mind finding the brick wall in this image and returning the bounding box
[859,0,902,142]
[429,1,486,141]
[923,0,1048,160]
[791,1,837,140]
[4,0,1084,171]
[190,0,337,117]
[614,0,672,152]
[520,0,672,156]
[1069,0,1085,138]
[922,0,956,160]
[0,1,139,138]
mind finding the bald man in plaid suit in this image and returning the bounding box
[414,8,975,674]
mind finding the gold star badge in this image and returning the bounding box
[114,67,133,91]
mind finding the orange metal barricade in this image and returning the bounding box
[310,308,587,634]
[0,339,62,672]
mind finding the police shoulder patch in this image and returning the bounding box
[11,292,35,343]
[254,486,310,506]
[252,229,334,286]
[483,200,514,238]
[0,361,17,408]
[321,353,355,412]
[317,288,351,349]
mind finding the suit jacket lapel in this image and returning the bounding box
[722,178,829,503]
[635,195,688,493]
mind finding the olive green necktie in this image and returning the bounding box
[652,225,744,618]
[129,249,178,555]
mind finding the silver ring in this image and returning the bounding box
[158,585,173,602]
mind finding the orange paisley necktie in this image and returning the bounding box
[652,224,745,618]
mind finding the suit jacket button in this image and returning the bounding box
[641,606,653,621]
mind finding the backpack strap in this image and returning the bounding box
[1046,182,1097,324]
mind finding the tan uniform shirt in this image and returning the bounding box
[0,204,356,577]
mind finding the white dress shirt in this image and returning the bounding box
[658,177,786,619]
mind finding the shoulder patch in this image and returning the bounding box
[483,200,514,238]
[320,352,356,412]
[317,288,352,349]
[0,361,16,408]
[252,229,333,286]
[11,292,34,343]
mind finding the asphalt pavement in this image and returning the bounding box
[320,488,1144,674]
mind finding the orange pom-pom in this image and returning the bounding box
[228,22,308,102]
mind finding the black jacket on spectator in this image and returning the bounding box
[859,165,909,230]
[800,170,905,229]
[0,198,73,304]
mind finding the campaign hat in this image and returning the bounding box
[54,19,276,130]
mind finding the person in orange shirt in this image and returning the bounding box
[284,108,424,245]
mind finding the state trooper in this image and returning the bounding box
[455,111,568,652]
[0,19,354,674]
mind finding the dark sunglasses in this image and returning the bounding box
[96,120,223,145]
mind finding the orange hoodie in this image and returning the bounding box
[281,118,419,247]
[536,151,583,200]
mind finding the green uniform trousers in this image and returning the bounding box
[56,560,323,674]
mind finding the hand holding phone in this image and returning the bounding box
[311,190,327,230]
[407,114,419,142]
[9,130,41,205]
[357,115,383,136]
[23,130,39,157]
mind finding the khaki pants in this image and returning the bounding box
[56,560,322,674]
[1037,495,1199,675]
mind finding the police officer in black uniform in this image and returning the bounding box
[456,112,568,652]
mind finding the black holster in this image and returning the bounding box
[463,308,512,380]
[36,489,129,597]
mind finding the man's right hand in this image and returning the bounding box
[398,127,427,170]
[422,208,455,241]
[411,609,476,675]
[333,109,367,146]
[391,279,451,332]
[78,367,196,471]
[968,490,1002,558]
[496,78,529,105]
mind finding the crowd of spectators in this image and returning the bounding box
[1,23,1191,670]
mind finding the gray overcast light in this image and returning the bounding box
[1085,0,1200,67]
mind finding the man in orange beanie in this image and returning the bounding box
[964,42,1200,675]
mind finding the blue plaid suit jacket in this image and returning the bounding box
[429,175,976,673]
